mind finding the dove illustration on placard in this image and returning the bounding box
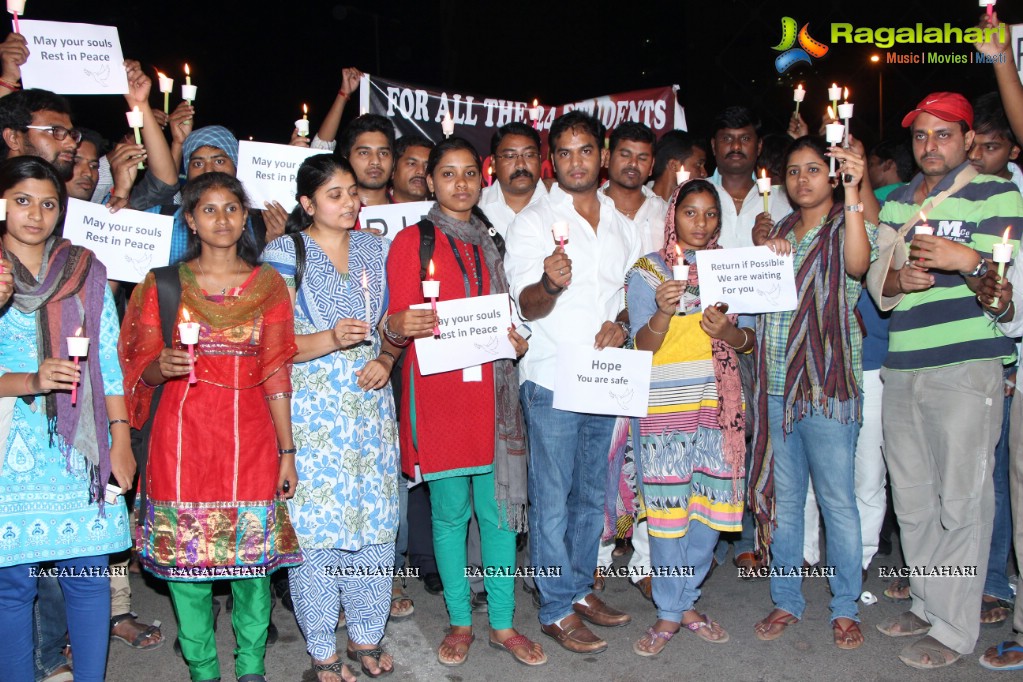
[756,282,781,306]
[473,336,499,355]
[83,64,110,87]
[609,388,634,411]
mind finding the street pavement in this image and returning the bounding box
[105,542,1017,681]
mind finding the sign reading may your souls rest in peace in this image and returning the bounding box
[18,20,129,95]
[236,141,320,212]
[62,198,173,283]
[695,246,798,315]
[412,294,516,375]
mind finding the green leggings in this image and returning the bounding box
[428,471,517,629]
[167,576,271,681]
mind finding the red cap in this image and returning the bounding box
[901,92,973,129]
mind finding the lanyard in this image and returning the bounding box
[443,232,483,298]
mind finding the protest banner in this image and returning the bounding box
[19,20,129,95]
[361,74,687,155]
[411,294,515,375]
[359,201,431,240]
[553,345,652,418]
[694,246,797,315]
[62,198,173,283]
[236,140,320,211]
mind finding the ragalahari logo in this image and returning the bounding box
[772,17,829,73]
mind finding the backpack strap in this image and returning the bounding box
[417,219,435,281]
[290,232,306,291]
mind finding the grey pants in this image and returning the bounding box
[881,359,1001,654]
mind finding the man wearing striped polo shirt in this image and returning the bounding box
[873,92,1023,670]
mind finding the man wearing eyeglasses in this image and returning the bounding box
[0,88,77,179]
[480,122,547,239]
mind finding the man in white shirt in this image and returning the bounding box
[479,122,547,239]
[708,106,791,248]
[505,111,641,655]
[601,121,668,255]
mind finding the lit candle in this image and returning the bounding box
[156,71,173,114]
[529,99,541,129]
[824,107,845,177]
[441,111,454,138]
[672,244,688,314]
[295,103,309,137]
[7,0,23,34]
[178,309,200,384]
[757,168,772,214]
[828,82,842,113]
[837,88,854,148]
[675,164,690,186]
[993,226,1013,280]
[181,64,197,105]
[793,83,805,114]
[422,259,441,337]
[551,220,569,248]
[125,106,144,170]
[915,211,933,236]
[66,327,89,406]
[362,271,372,328]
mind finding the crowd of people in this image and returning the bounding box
[0,9,1021,682]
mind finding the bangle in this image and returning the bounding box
[541,272,564,296]
[277,447,297,456]
[338,89,350,100]
[109,419,129,429]
[383,314,411,346]
[645,320,668,336]
[731,328,753,352]
[379,350,397,365]
[265,391,292,401]
[0,78,20,92]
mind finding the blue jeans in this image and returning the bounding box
[767,396,862,622]
[0,556,112,682]
[647,521,719,622]
[521,381,615,625]
[33,575,69,681]
[984,385,1014,602]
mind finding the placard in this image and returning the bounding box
[62,198,172,283]
[553,345,652,418]
[695,246,797,314]
[236,140,320,212]
[359,201,431,240]
[412,294,515,375]
[19,20,129,95]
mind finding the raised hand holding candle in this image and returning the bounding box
[178,309,200,384]
[551,220,569,248]
[675,164,690,186]
[529,99,541,129]
[125,106,145,169]
[824,108,844,177]
[422,259,441,337]
[7,0,23,33]
[181,64,197,105]
[157,71,173,114]
[793,83,806,114]
[361,271,372,329]
[757,169,772,214]
[828,83,842,113]
[66,327,89,406]
[441,111,454,139]
[295,103,309,137]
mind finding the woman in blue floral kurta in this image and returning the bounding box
[263,154,400,681]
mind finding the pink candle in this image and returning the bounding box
[178,309,200,384]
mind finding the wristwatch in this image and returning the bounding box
[965,254,989,278]
[614,320,631,344]
[845,203,864,213]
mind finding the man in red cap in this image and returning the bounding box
[867,92,1023,669]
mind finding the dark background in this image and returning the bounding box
[19,0,1020,154]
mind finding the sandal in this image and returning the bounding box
[981,596,1013,627]
[683,613,730,644]
[632,626,677,657]
[41,665,73,682]
[313,659,355,682]
[883,577,910,602]
[110,611,164,650]
[754,609,798,641]
[390,586,414,621]
[488,633,548,666]
[899,635,962,670]
[876,610,930,638]
[832,618,864,650]
[437,631,474,666]
[979,641,1023,671]
[347,646,393,678]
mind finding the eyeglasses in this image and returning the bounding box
[495,151,540,162]
[24,125,82,143]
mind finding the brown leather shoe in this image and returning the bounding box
[593,568,605,592]
[573,593,632,627]
[540,613,608,654]
[633,576,653,601]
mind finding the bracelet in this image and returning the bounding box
[845,203,864,213]
[992,301,1013,323]
[337,89,350,100]
[383,314,410,346]
[541,272,564,296]
[614,319,631,342]
[645,320,668,336]
[731,328,753,352]
[378,350,397,365]
[277,447,297,456]
[0,78,20,92]
[264,391,292,401]
[108,419,130,429]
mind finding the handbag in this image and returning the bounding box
[866,164,978,311]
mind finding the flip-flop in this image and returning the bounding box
[754,610,798,641]
[346,646,394,678]
[488,634,548,666]
[632,626,678,657]
[390,590,414,621]
[436,632,474,667]
[313,660,356,682]
[979,641,1023,671]
[899,635,962,670]
[684,613,730,644]
[832,619,863,650]
[980,597,1013,628]
[110,612,164,650]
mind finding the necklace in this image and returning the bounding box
[196,259,243,296]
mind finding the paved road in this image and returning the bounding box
[105,545,1016,681]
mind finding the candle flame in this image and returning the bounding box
[302,103,308,115]
[428,258,435,279]
[674,244,682,257]
[843,87,849,100]
[184,63,190,76]
[797,83,804,90]
[532,98,538,107]
[760,168,767,179]
[156,70,164,79]
[1003,226,1012,244]
[74,327,83,337]
[182,308,191,323]
[919,211,927,223]
[832,82,838,89]
[132,105,140,113]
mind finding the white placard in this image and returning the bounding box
[695,246,797,314]
[1014,24,1023,85]
[553,345,652,418]
[236,140,320,212]
[359,201,431,240]
[62,198,172,283]
[412,293,515,375]
[19,20,129,95]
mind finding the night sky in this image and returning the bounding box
[18,0,1020,157]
